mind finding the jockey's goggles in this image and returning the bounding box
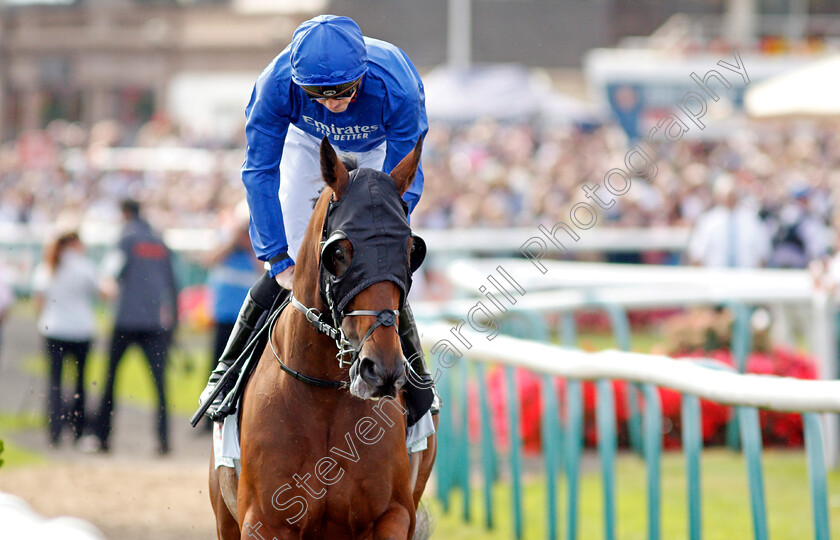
[301,78,361,101]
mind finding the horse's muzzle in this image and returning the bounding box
[356,357,407,399]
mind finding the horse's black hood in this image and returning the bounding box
[319,168,419,322]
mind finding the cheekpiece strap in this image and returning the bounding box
[291,294,340,341]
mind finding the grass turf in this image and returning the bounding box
[429,449,840,540]
[0,413,47,468]
[23,345,208,417]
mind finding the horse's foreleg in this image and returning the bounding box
[412,415,439,508]
[238,506,303,540]
[210,446,240,539]
[373,504,412,540]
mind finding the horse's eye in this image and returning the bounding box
[333,245,345,263]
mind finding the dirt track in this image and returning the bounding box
[0,310,220,539]
[0,459,217,539]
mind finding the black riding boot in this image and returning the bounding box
[200,271,284,422]
[200,293,267,422]
[400,302,439,424]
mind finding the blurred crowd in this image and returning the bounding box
[1,116,838,268]
[0,117,246,230]
[417,118,839,272]
[415,119,837,231]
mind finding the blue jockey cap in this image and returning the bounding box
[290,15,368,87]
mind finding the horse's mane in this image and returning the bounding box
[311,153,359,209]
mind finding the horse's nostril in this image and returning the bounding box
[393,363,408,390]
[359,357,383,386]
[392,371,407,392]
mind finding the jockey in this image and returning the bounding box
[200,14,435,424]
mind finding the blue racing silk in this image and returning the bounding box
[242,37,428,276]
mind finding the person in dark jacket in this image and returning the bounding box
[96,199,179,455]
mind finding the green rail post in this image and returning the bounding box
[726,303,754,451]
[477,363,496,530]
[730,304,754,373]
[738,406,768,540]
[503,311,549,342]
[542,374,562,540]
[681,394,703,540]
[803,413,830,540]
[500,312,547,538]
[506,366,524,539]
[436,356,454,511]
[458,357,471,522]
[596,379,617,540]
[561,312,578,348]
[560,311,582,540]
[606,304,642,456]
[641,384,662,540]
[566,379,583,540]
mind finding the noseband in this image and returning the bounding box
[292,293,399,369]
[267,293,401,389]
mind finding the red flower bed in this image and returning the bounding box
[675,347,817,446]
[574,309,680,333]
[467,347,817,454]
[466,367,544,453]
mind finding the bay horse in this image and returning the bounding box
[209,137,437,539]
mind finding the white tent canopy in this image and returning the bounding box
[422,64,605,124]
[745,54,840,118]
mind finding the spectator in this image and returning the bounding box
[767,185,831,269]
[95,199,178,455]
[31,226,107,446]
[687,175,771,268]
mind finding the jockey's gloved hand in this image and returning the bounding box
[274,264,295,290]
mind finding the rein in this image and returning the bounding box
[267,292,399,389]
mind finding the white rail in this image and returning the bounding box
[414,284,814,321]
[422,259,840,465]
[445,259,813,297]
[419,227,690,254]
[419,322,840,413]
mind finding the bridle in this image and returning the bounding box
[298,292,400,369]
[266,287,402,390]
[268,167,421,389]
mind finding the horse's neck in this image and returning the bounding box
[283,313,339,374]
[281,275,347,385]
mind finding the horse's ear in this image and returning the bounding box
[389,136,423,196]
[320,136,350,200]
